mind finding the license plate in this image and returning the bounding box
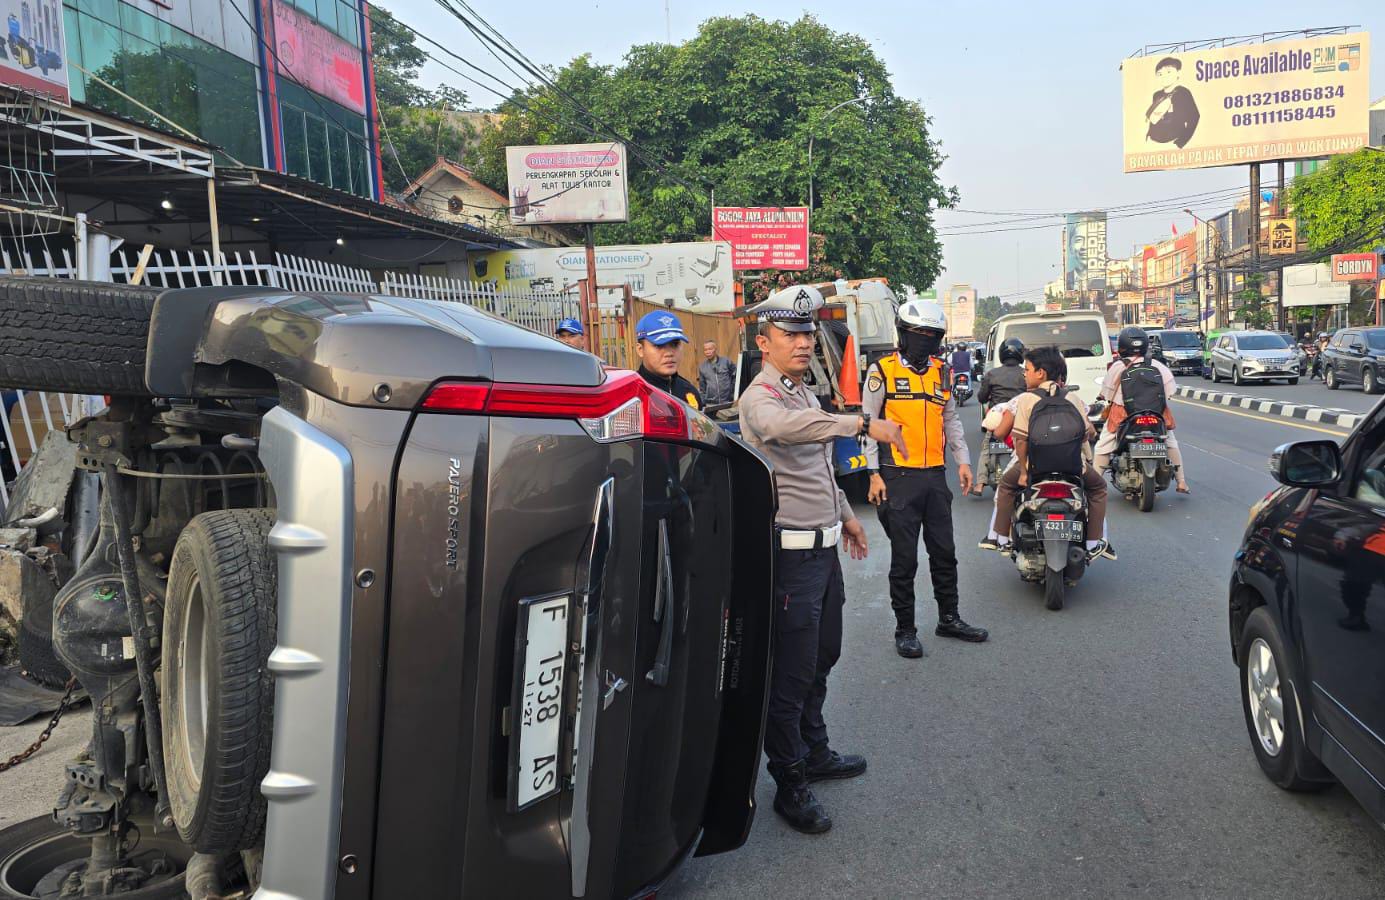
[1130,442,1166,457]
[988,442,1009,453]
[1036,519,1082,541]
[510,594,570,811]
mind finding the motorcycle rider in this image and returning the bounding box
[971,338,1028,496]
[1093,326,1189,494]
[863,300,988,658]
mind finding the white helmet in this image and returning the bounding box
[897,298,946,333]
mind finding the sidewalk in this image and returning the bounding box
[1174,385,1368,430]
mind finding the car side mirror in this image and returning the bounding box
[1350,342,1366,352]
[1269,440,1341,487]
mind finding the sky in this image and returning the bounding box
[385,0,1383,301]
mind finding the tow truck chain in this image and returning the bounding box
[0,677,79,773]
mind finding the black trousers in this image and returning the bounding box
[764,545,845,771]
[876,467,959,632]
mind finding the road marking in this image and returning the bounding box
[1171,397,1350,436]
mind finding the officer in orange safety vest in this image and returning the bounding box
[862,298,989,657]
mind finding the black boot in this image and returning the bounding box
[806,748,867,782]
[769,761,832,834]
[936,613,988,643]
[894,629,925,658]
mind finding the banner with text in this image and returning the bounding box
[506,143,629,225]
[272,2,366,114]
[0,0,68,104]
[713,207,810,270]
[1122,32,1370,173]
[1331,252,1379,282]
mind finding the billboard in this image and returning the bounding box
[0,0,67,104]
[471,241,734,312]
[712,207,809,270]
[1064,212,1108,292]
[506,143,629,226]
[1122,32,1371,173]
[1284,263,1350,306]
[944,285,976,339]
[1331,252,1378,282]
[272,2,366,114]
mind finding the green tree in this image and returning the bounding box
[1237,274,1274,328]
[369,6,474,191]
[471,15,957,288]
[973,294,1035,334]
[1286,148,1385,254]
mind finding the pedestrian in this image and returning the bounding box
[738,284,908,835]
[698,339,737,406]
[554,317,587,350]
[634,310,703,410]
[863,299,989,659]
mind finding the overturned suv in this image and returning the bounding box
[0,278,776,899]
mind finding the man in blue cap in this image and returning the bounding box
[554,317,587,350]
[635,309,702,410]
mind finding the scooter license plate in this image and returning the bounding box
[1036,519,1082,541]
[987,442,1009,453]
[1129,442,1166,457]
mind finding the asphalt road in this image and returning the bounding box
[671,396,1385,899]
[2,397,1382,899]
[1182,370,1383,416]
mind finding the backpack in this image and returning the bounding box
[1119,360,1166,416]
[1026,387,1086,476]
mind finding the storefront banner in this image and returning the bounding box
[1122,32,1370,173]
[506,143,629,225]
[1331,252,1378,282]
[0,0,68,104]
[712,206,810,270]
[273,2,366,114]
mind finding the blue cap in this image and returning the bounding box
[635,311,688,346]
[555,317,584,335]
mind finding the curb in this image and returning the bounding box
[1174,385,1364,431]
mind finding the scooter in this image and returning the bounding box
[977,430,1011,498]
[952,371,973,407]
[1009,474,1089,610]
[1108,410,1171,512]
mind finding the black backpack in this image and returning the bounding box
[1026,387,1086,476]
[1119,360,1166,416]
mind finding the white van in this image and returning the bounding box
[985,310,1112,398]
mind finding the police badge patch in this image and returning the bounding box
[866,372,883,393]
[779,375,796,392]
[792,289,814,315]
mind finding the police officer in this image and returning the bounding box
[634,310,702,409]
[554,317,587,350]
[738,285,908,835]
[863,299,989,658]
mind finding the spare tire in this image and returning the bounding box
[0,276,157,396]
[161,508,277,853]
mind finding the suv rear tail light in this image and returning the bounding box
[1036,483,1074,499]
[421,370,714,446]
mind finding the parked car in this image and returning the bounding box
[1209,330,1300,386]
[1229,400,1385,823]
[0,278,777,900]
[984,309,1112,399]
[1321,326,1385,395]
[1148,329,1204,375]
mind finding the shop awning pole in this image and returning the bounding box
[207,177,223,286]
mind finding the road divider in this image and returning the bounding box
[1174,385,1365,430]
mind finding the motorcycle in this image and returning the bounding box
[977,429,1011,498]
[1108,410,1171,512]
[1010,474,1090,610]
[952,371,973,406]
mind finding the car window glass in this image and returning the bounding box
[1238,334,1288,350]
[1352,436,1385,506]
[1367,330,1385,351]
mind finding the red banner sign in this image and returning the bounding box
[272,2,366,115]
[1331,252,1379,282]
[713,207,809,271]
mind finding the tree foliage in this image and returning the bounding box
[974,294,1035,335]
[470,15,957,287]
[1286,149,1385,254]
[369,6,474,191]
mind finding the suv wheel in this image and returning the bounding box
[1238,608,1329,792]
[1364,367,1380,395]
[1325,367,1339,390]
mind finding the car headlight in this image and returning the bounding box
[1245,358,1264,369]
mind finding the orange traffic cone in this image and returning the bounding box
[838,334,861,406]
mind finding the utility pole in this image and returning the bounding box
[1275,160,1286,331]
[1249,163,1260,329]
[664,0,671,43]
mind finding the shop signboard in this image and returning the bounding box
[1122,32,1371,172]
[505,143,629,225]
[713,206,810,270]
[0,0,67,104]
[272,1,366,114]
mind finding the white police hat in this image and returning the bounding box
[743,285,823,332]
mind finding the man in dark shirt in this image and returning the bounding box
[697,339,737,406]
[635,310,703,410]
[1145,56,1200,149]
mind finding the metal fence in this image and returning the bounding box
[1,244,582,501]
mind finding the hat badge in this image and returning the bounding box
[792,289,813,315]
[659,315,674,327]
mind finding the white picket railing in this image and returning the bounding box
[382,271,577,336]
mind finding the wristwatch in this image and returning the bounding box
[858,412,871,436]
